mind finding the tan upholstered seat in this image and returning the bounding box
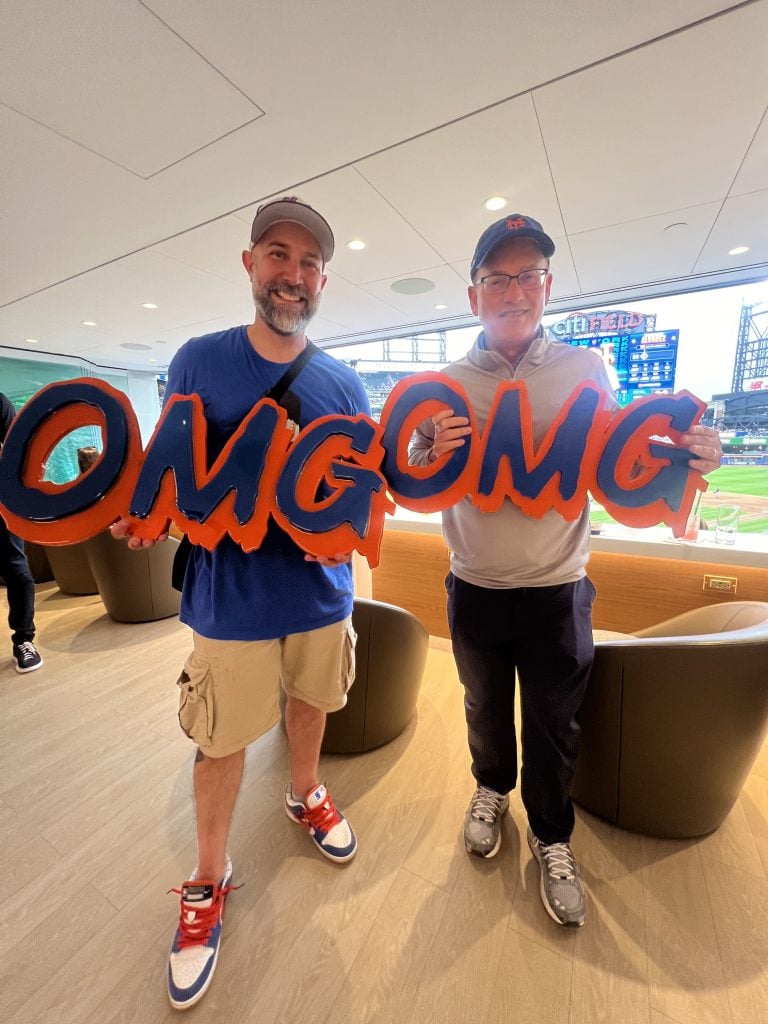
[83,532,181,623]
[320,598,429,753]
[574,601,768,838]
[278,597,429,754]
[43,541,99,595]
[40,448,102,596]
[23,541,53,583]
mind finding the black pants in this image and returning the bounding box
[0,518,36,646]
[447,573,595,845]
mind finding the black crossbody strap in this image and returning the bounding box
[171,341,320,592]
[265,341,319,403]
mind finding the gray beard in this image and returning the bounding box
[254,284,319,337]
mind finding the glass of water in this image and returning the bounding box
[714,504,740,544]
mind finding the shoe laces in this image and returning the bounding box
[16,641,37,661]
[304,795,342,833]
[538,842,577,881]
[470,786,506,823]
[168,883,236,949]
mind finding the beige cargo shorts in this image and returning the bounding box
[176,616,356,758]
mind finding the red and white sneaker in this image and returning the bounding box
[166,857,235,1010]
[284,783,357,863]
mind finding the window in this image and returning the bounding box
[325,278,768,544]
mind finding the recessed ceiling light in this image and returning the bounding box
[391,277,435,295]
[664,222,687,232]
[728,245,749,256]
[120,342,153,351]
[141,302,158,310]
[435,304,448,310]
[82,320,97,327]
[346,239,366,251]
[25,337,39,344]
[148,357,158,363]
[484,196,507,211]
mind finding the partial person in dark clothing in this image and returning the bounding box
[0,392,43,673]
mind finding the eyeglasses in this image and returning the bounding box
[476,268,549,294]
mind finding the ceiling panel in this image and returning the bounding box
[730,108,768,196]
[306,314,348,338]
[0,250,252,368]
[131,316,245,366]
[18,251,247,335]
[236,169,447,285]
[694,189,768,272]
[136,2,742,234]
[145,0,735,128]
[534,0,768,234]
[0,0,263,177]
[0,1,765,375]
[356,95,565,265]
[0,106,165,306]
[153,216,253,285]
[360,265,474,321]
[538,238,582,300]
[569,203,722,292]
[314,275,410,334]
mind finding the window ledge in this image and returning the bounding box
[384,512,768,568]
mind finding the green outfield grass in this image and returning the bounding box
[590,507,768,533]
[703,464,768,497]
[699,465,768,533]
[589,464,768,534]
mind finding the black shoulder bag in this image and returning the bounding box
[171,342,319,591]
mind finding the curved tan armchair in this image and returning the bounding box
[83,532,181,623]
[278,599,428,753]
[43,541,99,595]
[321,598,429,754]
[23,542,53,583]
[573,601,768,838]
[278,598,430,753]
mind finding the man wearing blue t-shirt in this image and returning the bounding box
[114,197,370,1010]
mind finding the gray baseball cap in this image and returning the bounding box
[250,196,335,263]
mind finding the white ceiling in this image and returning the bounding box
[1,0,766,373]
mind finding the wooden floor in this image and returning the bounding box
[1,582,768,1024]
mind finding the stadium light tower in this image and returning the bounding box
[732,302,768,393]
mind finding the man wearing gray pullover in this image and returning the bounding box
[409,214,722,927]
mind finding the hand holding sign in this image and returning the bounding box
[0,373,711,565]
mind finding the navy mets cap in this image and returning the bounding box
[470,214,555,279]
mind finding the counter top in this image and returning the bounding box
[384,511,768,568]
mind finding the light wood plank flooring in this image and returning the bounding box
[1,582,767,1024]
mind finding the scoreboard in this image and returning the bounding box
[564,330,679,406]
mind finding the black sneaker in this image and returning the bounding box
[13,641,43,674]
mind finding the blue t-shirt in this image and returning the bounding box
[165,326,371,640]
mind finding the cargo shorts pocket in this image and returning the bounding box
[342,623,358,693]
[177,655,214,746]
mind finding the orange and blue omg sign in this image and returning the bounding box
[0,374,707,566]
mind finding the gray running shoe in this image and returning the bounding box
[527,827,586,927]
[463,786,509,858]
